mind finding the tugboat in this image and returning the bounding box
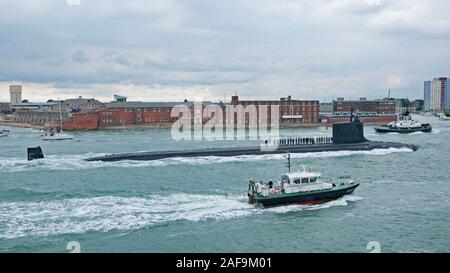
[374,111,432,133]
[247,154,359,208]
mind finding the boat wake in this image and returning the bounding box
[0,148,413,173]
[266,195,363,213]
[0,193,362,240]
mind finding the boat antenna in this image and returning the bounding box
[283,153,291,173]
[58,98,63,133]
[350,106,355,122]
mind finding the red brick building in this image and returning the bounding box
[230,95,320,125]
[333,97,397,114]
[63,112,100,130]
[330,98,398,124]
[43,95,322,130]
[97,102,188,128]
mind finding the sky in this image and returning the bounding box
[0,0,449,103]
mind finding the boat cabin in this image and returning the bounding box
[281,171,320,185]
[280,170,333,194]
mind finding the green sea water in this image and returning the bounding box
[0,115,449,253]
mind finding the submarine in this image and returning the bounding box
[84,115,418,162]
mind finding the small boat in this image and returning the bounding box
[438,114,450,121]
[41,130,73,141]
[247,154,359,208]
[374,111,432,133]
[41,99,73,141]
[1,117,10,136]
[421,112,433,117]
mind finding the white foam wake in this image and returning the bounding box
[266,195,363,213]
[0,148,413,173]
[0,194,251,240]
[0,194,362,240]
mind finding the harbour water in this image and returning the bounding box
[0,115,449,252]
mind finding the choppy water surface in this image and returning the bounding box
[0,115,449,252]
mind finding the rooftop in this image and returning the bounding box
[62,97,102,105]
[283,170,321,179]
[104,101,223,109]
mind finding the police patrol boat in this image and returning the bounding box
[374,111,432,133]
[247,154,359,208]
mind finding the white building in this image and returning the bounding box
[430,79,442,111]
[9,85,22,105]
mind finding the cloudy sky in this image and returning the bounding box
[0,0,449,103]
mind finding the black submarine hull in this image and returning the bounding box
[84,120,418,162]
[85,141,417,162]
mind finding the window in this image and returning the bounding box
[302,178,309,184]
[310,177,317,183]
[293,179,301,184]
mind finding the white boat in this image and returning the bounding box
[41,99,73,141]
[247,154,359,207]
[421,112,433,116]
[0,117,10,136]
[374,111,432,133]
[438,115,450,121]
[42,131,73,141]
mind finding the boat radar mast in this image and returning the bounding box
[283,153,291,173]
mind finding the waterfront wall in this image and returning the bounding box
[7,109,396,130]
[10,110,64,128]
[63,112,99,130]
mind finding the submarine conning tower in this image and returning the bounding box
[332,120,367,144]
[332,107,368,144]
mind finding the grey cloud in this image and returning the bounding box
[72,50,90,63]
[0,0,450,102]
[114,56,131,66]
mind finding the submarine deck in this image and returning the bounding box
[85,141,418,162]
